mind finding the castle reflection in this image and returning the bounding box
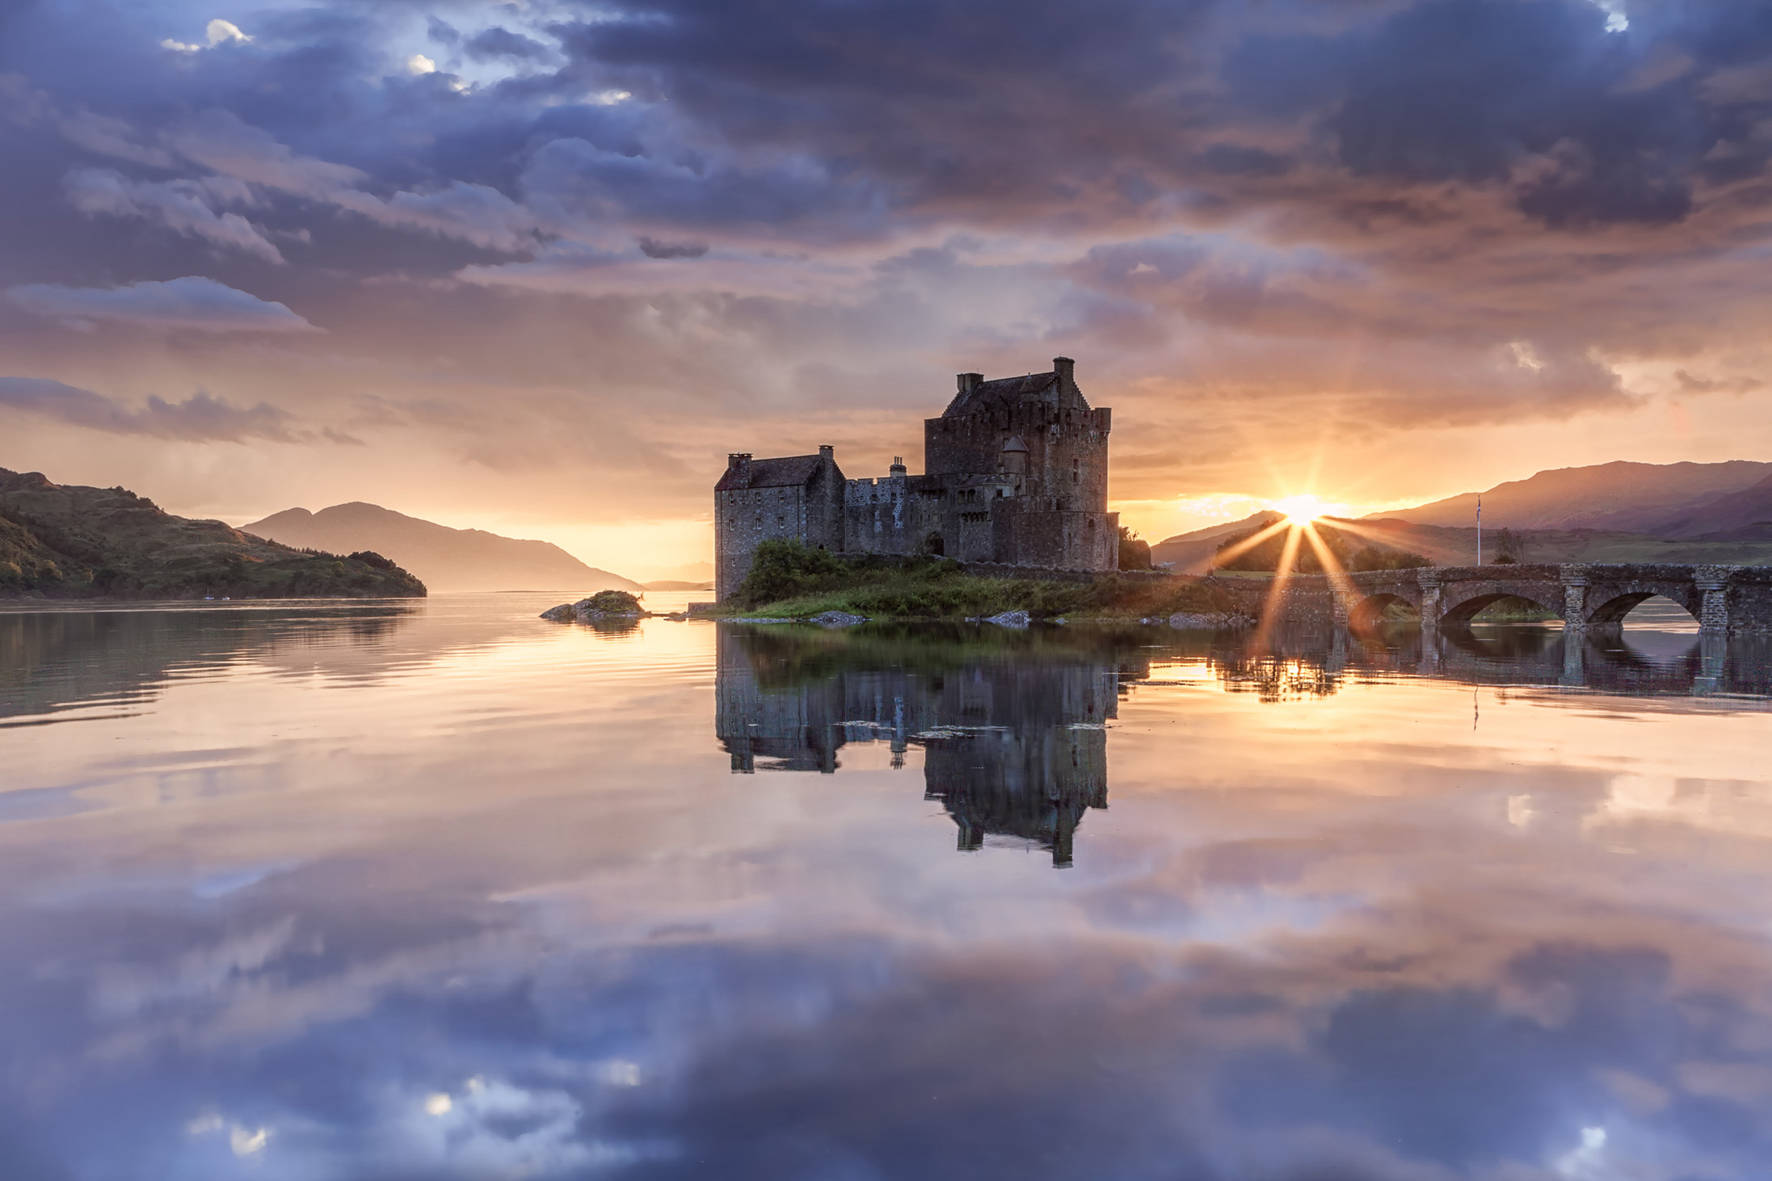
[716,621,1772,866]
[716,626,1141,866]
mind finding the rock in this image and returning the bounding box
[984,610,1030,629]
[809,610,866,628]
[540,603,576,622]
[1168,611,1253,630]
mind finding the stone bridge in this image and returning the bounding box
[1260,563,1772,636]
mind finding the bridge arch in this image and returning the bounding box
[1440,591,1562,629]
[1348,592,1419,632]
[1584,588,1702,628]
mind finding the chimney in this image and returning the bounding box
[728,452,751,472]
[1053,356,1075,385]
[818,444,834,462]
[956,372,983,395]
[890,455,907,477]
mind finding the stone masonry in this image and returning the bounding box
[1260,563,1772,636]
[715,358,1118,599]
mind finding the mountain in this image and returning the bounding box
[1151,513,1772,573]
[1373,460,1772,532]
[0,469,424,599]
[243,503,641,593]
[1651,473,1772,540]
[1150,511,1284,572]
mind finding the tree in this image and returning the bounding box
[1118,525,1152,571]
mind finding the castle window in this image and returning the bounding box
[1072,459,1080,484]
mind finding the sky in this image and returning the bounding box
[2,0,1771,580]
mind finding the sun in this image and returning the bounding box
[1272,494,1326,527]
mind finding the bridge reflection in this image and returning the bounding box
[1211,623,1769,700]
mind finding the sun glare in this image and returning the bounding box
[1273,494,1326,526]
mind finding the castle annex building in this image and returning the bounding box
[715,357,1117,600]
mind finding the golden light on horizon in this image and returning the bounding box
[1272,494,1329,527]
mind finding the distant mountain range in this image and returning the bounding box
[1371,460,1772,536]
[244,503,641,593]
[0,469,424,599]
[1153,460,1772,571]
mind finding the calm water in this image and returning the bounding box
[3,596,1772,1180]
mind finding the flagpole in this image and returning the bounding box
[1476,493,1482,566]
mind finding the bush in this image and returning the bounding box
[1117,526,1151,571]
[348,550,398,571]
[582,589,643,614]
[734,540,855,606]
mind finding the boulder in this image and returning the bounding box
[809,610,866,628]
[984,610,1030,629]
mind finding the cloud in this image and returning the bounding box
[7,277,319,334]
[161,110,541,252]
[464,26,552,64]
[161,18,253,55]
[0,377,308,442]
[638,236,711,259]
[406,53,437,76]
[63,167,284,263]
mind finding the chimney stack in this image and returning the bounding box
[956,372,983,395]
[890,456,907,477]
[818,444,834,462]
[1053,356,1075,384]
[728,452,752,472]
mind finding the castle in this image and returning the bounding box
[714,357,1117,599]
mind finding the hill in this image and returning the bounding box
[0,469,424,599]
[243,503,641,593]
[1150,511,1285,572]
[1373,460,1772,532]
[1152,512,1772,573]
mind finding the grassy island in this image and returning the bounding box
[721,540,1240,622]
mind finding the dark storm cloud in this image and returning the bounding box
[0,377,310,442]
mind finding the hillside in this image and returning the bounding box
[243,503,641,593]
[1150,511,1285,572]
[0,469,425,599]
[1651,474,1772,539]
[1374,460,1772,532]
[1152,511,1772,572]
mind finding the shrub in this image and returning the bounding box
[734,540,853,606]
[582,589,643,614]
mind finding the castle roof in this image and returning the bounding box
[941,371,1059,419]
[715,454,826,492]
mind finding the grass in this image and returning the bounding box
[725,541,1239,621]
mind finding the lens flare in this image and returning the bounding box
[1273,495,1326,526]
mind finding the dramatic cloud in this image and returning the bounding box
[0,377,307,441]
[7,277,318,333]
[63,168,283,263]
[463,26,550,64]
[0,0,1771,568]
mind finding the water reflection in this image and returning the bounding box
[1209,623,1772,701]
[0,604,421,722]
[717,627,1134,865]
[3,606,1772,1179]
